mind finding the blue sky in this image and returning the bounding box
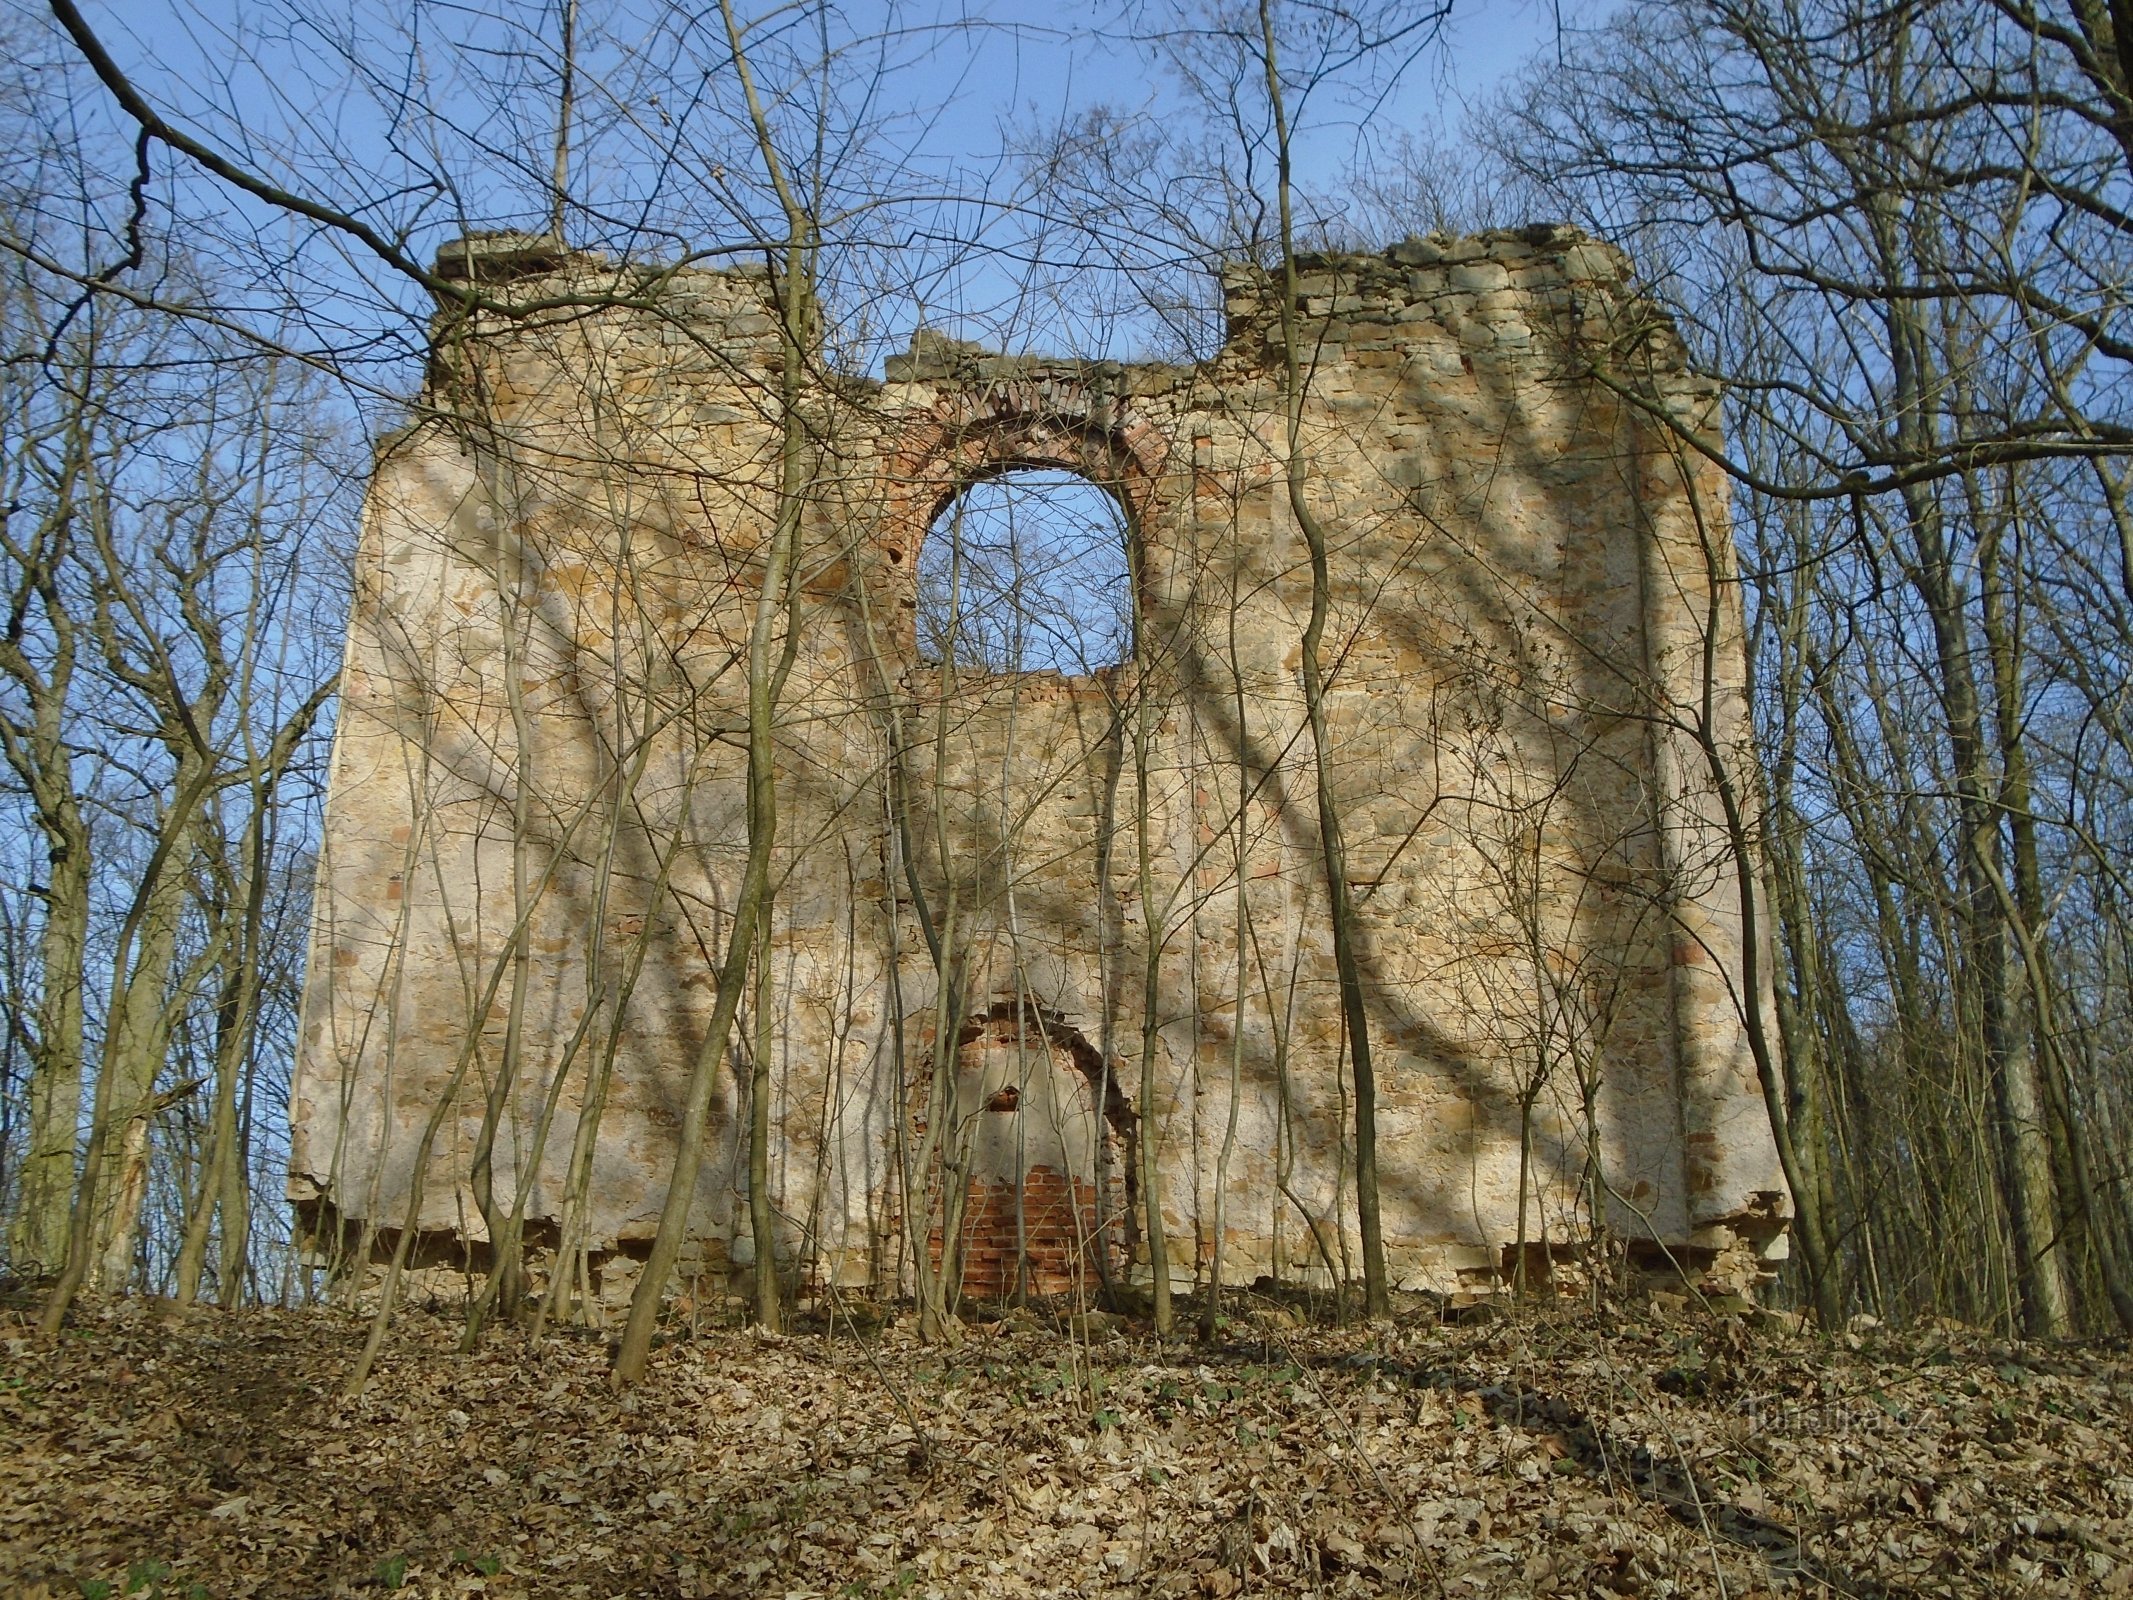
[73,0,1602,230]
[51,0,1615,389]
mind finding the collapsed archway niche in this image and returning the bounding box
[911,1002,1136,1301]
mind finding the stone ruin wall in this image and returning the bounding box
[289,226,1791,1310]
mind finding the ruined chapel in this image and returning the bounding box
[289,226,1791,1309]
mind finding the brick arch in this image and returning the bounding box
[877,381,1178,576]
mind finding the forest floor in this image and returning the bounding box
[2,1289,2130,1599]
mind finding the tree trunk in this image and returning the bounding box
[613,0,813,1381]
[749,906,784,1332]
[12,798,90,1280]
[1256,0,1388,1318]
[88,804,198,1294]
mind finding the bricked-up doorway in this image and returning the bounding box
[923,1006,1131,1301]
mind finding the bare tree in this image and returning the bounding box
[1489,0,2133,1333]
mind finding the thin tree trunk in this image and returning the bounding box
[1644,418,1844,1330]
[174,803,269,1307]
[38,747,222,1337]
[88,803,199,1293]
[464,512,543,1335]
[613,0,812,1382]
[1255,0,1388,1318]
[1,338,95,1284]
[1979,514,2133,1330]
[1898,499,2069,1333]
[1131,659,1174,1336]
[12,802,89,1280]
[749,905,784,1331]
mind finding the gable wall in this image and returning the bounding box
[290,228,1789,1303]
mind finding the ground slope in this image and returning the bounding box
[3,1296,2129,1598]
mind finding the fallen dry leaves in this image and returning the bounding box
[2,1293,2128,1598]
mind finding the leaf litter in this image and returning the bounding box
[2,1294,2129,1598]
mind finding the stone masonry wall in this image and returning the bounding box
[290,226,1791,1307]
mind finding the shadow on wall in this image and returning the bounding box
[290,230,1789,1311]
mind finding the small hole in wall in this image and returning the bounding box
[917,469,1132,673]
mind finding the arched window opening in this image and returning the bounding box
[915,469,1132,674]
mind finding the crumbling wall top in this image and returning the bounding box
[423,224,1645,391]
